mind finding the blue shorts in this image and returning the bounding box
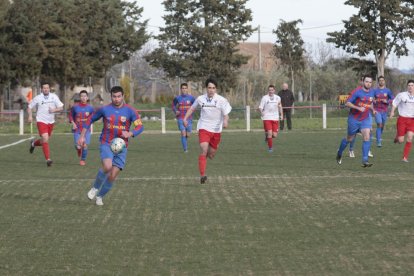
[73,131,91,147]
[177,119,192,133]
[347,116,372,136]
[100,144,127,170]
[375,111,388,125]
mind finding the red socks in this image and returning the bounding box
[42,142,50,160]
[267,137,273,149]
[199,155,206,176]
[403,142,412,159]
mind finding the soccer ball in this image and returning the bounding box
[110,137,126,154]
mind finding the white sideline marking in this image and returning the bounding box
[0,137,34,150]
[0,173,409,184]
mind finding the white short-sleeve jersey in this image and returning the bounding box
[29,93,64,124]
[392,91,414,118]
[259,94,281,120]
[192,93,232,133]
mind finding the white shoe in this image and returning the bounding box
[368,151,374,158]
[87,188,98,200]
[95,196,104,206]
[349,150,355,158]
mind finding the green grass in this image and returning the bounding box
[0,130,413,274]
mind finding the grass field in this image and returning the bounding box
[0,129,413,275]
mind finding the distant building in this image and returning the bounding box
[237,42,278,72]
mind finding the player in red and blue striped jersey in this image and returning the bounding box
[373,76,394,147]
[69,90,94,166]
[172,83,195,152]
[336,75,376,167]
[78,86,144,206]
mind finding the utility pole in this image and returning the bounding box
[258,25,262,71]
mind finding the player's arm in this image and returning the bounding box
[172,98,179,116]
[27,106,33,123]
[78,108,102,145]
[183,106,196,127]
[345,94,364,112]
[69,107,77,130]
[389,95,400,118]
[223,114,229,128]
[122,111,144,138]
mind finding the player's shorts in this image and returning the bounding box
[100,143,127,170]
[263,120,279,133]
[396,116,414,137]
[198,129,221,150]
[347,116,372,136]
[177,119,192,133]
[375,111,388,125]
[37,122,54,136]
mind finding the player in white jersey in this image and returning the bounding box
[28,82,64,166]
[183,78,232,184]
[259,84,283,152]
[390,80,414,162]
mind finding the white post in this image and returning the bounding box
[19,109,24,135]
[246,105,250,132]
[322,104,327,129]
[161,107,166,134]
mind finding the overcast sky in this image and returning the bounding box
[138,0,414,70]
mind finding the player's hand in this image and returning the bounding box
[359,106,366,112]
[223,119,228,128]
[389,112,394,119]
[71,122,77,130]
[183,119,188,127]
[78,136,85,146]
[175,111,180,116]
[121,131,133,138]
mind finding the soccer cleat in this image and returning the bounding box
[336,152,342,165]
[349,150,355,158]
[46,159,53,167]
[361,162,373,168]
[29,138,35,154]
[368,151,374,158]
[401,157,409,163]
[87,188,98,200]
[268,148,273,153]
[184,150,188,153]
[79,160,86,166]
[377,141,382,148]
[95,196,104,206]
[200,176,207,184]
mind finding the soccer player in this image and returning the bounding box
[389,80,414,162]
[183,78,232,184]
[78,86,144,206]
[69,90,94,166]
[259,84,283,152]
[172,83,195,152]
[373,76,394,147]
[336,75,376,167]
[28,82,64,167]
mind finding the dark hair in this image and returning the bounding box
[378,75,385,80]
[110,86,124,95]
[407,80,414,85]
[205,78,218,88]
[268,84,276,89]
[180,83,188,89]
[362,75,373,82]
[41,82,50,87]
[79,90,88,96]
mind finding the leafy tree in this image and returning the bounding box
[326,0,414,76]
[272,19,305,94]
[0,0,148,88]
[146,0,254,92]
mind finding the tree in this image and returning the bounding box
[326,0,414,77]
[146,0,254,92]
[272,19,305,94]
[0,0,149,88]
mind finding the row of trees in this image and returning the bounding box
[0,0,148,89]
[1,0,414,104]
